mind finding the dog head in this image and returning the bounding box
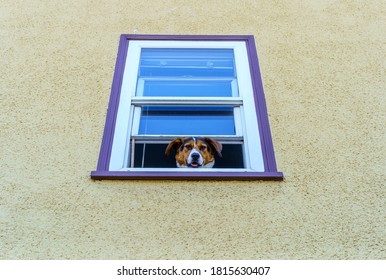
[165,137,222,168]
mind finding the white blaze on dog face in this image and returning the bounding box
[186,138,205,168]
[165,137,222,168]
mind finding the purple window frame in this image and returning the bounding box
[91,34,283,181]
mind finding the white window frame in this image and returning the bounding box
[108,40,264,172]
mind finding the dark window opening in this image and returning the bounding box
[132,143,244,168]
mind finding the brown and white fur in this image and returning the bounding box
[165,137,222,168]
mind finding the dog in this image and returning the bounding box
[165,137,222,168]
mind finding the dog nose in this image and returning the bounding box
[191,153,200,161]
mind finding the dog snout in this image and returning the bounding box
[191,153,200,161]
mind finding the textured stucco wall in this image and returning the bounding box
[1,0,385,259]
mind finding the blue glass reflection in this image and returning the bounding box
[142,80,233,97]
[139,48,236,78]
[139,106,235,135]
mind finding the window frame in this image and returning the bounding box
[91,34,283,180]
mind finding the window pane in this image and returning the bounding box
[142,80,234,97]
[138,106,235,135]
[139,48,236,77]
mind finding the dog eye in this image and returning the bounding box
[200,146,206,151]
[185,145,192,150]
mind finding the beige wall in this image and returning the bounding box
[1,0,384,259]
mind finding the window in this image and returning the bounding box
[91,35,283,180]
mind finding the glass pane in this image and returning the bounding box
[138,106,235,135]
[139,48,236,77]
[142,80,234,97]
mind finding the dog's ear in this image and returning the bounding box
[165,138,184,157]
[205,138,223,158]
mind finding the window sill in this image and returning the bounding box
[90,170,284,181]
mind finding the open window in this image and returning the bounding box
[91,35,283,180]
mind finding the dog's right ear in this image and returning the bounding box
[165,138,184,157]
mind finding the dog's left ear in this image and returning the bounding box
[205,138,223,158]
[165,138,184,157]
